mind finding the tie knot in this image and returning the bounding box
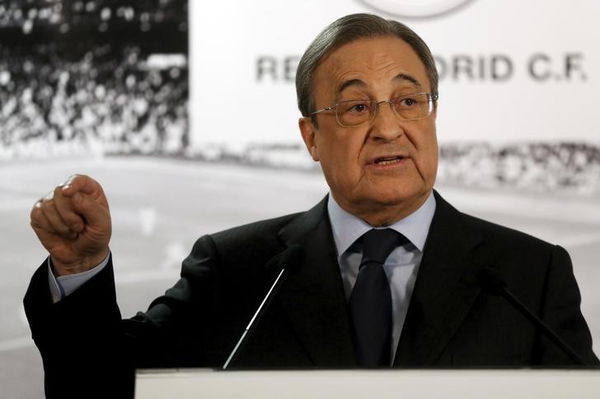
[360,228,406,266]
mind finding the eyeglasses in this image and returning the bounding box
[309,92,438,127]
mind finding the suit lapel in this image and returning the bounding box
[276,197,356,367]
[394,191,488,366]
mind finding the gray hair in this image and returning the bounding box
[296,13,439,118]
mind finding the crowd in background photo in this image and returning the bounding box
[0,0,188,158]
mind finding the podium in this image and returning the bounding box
[135,369,600,399]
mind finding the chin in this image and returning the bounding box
[369,184,428,206]
[346,193,412,215]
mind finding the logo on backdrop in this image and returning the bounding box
[356,0,475,19]
[255,53,588,84]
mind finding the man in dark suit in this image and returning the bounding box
[25,13,597,399]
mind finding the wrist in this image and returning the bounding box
[51,248,110,276]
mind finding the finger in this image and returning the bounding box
[30,200,48,232]
[52,185,85,233]
[30,200,60,237]
[61,175,102,197]
[39,197,78,240]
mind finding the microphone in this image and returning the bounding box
[478,267,589,366]
[221,244,305,370]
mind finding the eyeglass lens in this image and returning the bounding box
[337,93,433,126]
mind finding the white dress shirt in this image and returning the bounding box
[327,192,436,363]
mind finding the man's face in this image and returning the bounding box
[299,35,439,225]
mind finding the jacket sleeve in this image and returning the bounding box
[23,235,223,399]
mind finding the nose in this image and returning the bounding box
[369,100,404,141]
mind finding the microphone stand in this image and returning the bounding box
[479,267,589,366]
[222,245,304,370]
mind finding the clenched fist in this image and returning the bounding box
[30,175,112,276]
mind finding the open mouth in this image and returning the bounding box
[373,155,405,166]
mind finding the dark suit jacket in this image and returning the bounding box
[24,191,598,398]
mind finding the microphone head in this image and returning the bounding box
[279,244,305,273]
[478,267,507,295]
[264,244,305,273]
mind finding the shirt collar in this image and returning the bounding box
[327,191,436,258]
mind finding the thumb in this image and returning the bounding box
[72,192,111,230]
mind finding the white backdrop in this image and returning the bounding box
[190,0,600,147]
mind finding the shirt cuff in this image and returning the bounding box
[47,253,111,304]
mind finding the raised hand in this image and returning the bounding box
[30,175,112,276]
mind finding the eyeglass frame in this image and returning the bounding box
[308,92,439,127]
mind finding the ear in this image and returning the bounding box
[299,117,320,161]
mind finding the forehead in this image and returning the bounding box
[313,36,430,99]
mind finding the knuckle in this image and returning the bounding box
[40,198,54,211]
[30,212,45,230]
[31,200,42,213]
[29,217,39,229]
[62,174,84,191]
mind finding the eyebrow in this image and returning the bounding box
[336,73,422,96]
[393,73,421,87]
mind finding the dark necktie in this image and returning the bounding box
[349,228,405,367]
